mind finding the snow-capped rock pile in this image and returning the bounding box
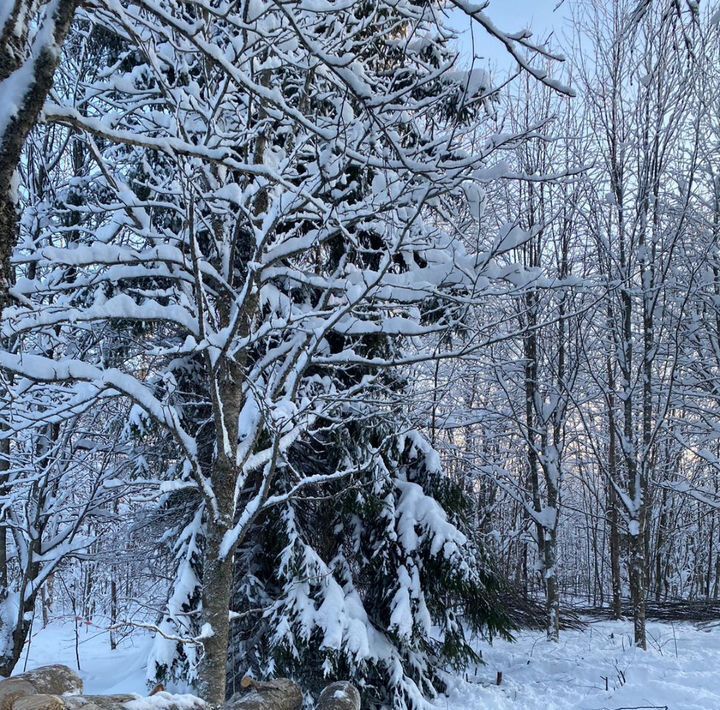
[225,676,360,709]
[1,665,83,709]
[0,667,204,710]
[0,668,360,709]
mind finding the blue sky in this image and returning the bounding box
[445,0,570,70]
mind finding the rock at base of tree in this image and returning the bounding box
[224,678,302,710]
[317,682,360,710]
[11,667,83,696]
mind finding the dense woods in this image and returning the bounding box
[2,0,720,708]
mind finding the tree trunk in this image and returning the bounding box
[629,526,647,649]
[0,436,8,593]
[0,3,79,667]
[544,527,560,641]
[0,436,30,678]
[109,577,118,650]
[608,485,622,618]
[0,197,16,314]
[606,357,623,619]
[197,503,234,706]
[0,617,31,678]
[0,0,78,313]
[197,354,246,704]
[523,290,546,592]
[655,487,668,603]
[0,560,38,677]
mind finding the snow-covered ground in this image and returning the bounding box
[441,619,720,710]
[13,618,720,708]
[14,620,154,695]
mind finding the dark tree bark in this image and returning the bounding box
[0,2,77,662]
[606,356,623,619]
[0,0,78,313]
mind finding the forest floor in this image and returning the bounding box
[443,618,720,710]
[13,618,720,709]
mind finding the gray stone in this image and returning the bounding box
[12,694,66,710]
[12,667,83,696]
[317,682,360,710]
[65,692,205,709]
[63,695,136,709]
[224,679,302,710]
[0,665,83,710]
[0,679,37,710]
[10,691,207,710]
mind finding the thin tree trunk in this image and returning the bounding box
[544,525,560,641]
[0,437,8,592]
[0,548,40,677]
[606,361,623,619]
[109,577,118,650]
[655,487,668,603]
[629,530,646,648]
[0,435,10,673]
[524,290,545,583]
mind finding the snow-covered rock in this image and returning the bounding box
[11,665,83,695]
[316,681,360,710]
[4,692,205,710]
[0,665,83,709]
[65,694,137,708]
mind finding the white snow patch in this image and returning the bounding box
[123,692,205,709]
[439,619,720,710]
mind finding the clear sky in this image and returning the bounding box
[445,0,570,71]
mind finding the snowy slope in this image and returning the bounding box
[14,619,720,709]
[14,621,154,695]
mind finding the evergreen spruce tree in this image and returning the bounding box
[221,11,514,697]
[128,2,516,703]
[228,418,512,708]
